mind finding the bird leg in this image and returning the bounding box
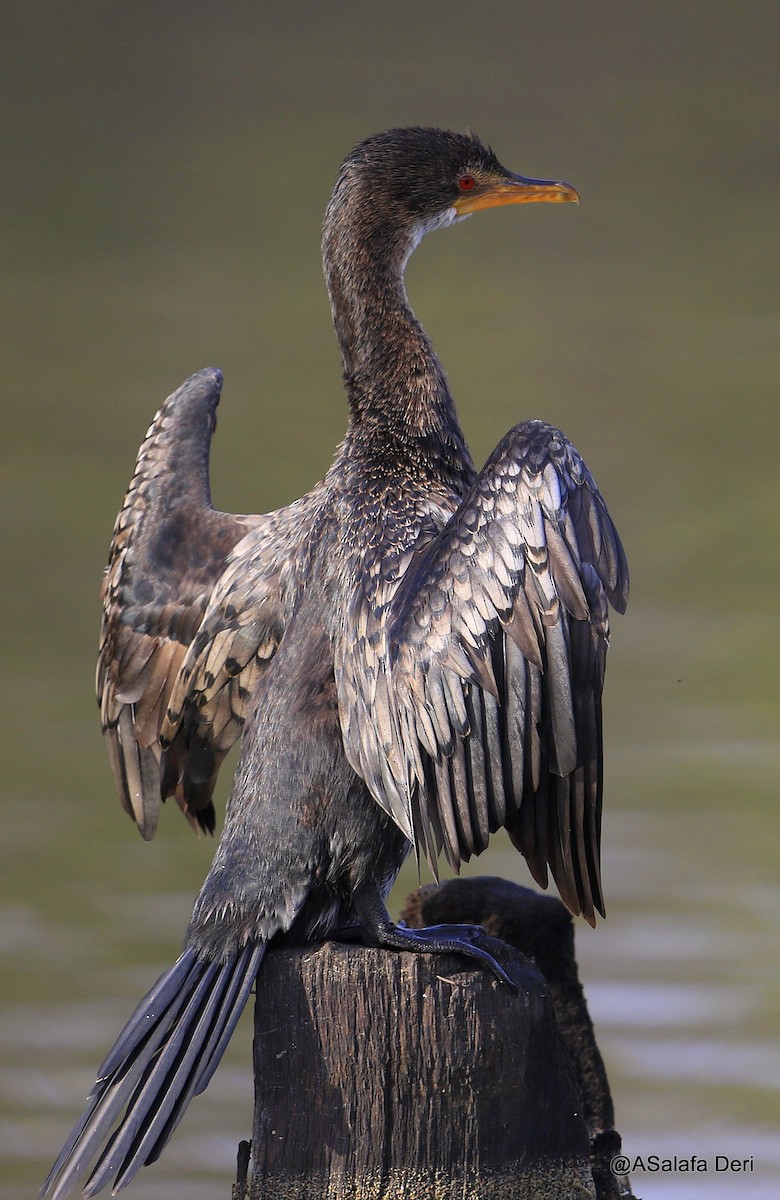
[351,881,518,992]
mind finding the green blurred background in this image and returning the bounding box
[1,2,778,1196]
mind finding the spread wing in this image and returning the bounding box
[97,369,288,840]
[158,494,313,806]
[338,420,628,924]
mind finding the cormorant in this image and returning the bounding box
[41,127,628,1199]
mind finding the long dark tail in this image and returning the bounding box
[40,941,265,1200]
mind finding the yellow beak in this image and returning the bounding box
[453,173,579,215]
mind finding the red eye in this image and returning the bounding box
[458,173,476,192]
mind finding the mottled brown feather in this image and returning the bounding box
[97,369,304,839]
[337,420,628,924]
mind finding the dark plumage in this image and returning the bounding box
[42,126,628,1198]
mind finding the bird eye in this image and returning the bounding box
[457,174,477,192]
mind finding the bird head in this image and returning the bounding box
[326,127,578,255]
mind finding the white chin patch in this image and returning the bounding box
[420,207,463,236]
[406,207,468,261]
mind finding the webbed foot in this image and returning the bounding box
[352,883,518,992]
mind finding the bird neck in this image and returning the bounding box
[323,218,473,486]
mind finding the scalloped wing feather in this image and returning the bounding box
[97,370,299,839]
[339,420,628,924]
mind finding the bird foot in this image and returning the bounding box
[365,919,518,992]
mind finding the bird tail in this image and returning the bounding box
[40,940,265,1200]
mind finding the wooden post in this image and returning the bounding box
[236,916,606,1198]
[401,878,636,1200]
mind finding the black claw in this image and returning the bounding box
[409,921,486,939]
[351,884,518,992]
[370,921,518,992]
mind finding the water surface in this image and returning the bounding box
[2,5,778,1197]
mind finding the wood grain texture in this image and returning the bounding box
[401,879,636,1200]
[243,941,595,1199]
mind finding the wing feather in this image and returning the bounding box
[98,369,299,839]
[337,419,628,923]
[479,685,507,831]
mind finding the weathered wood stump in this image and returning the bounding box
[234,877,635,1200]
[402,879,636,1200]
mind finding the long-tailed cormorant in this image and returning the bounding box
[41,127,628,1198]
